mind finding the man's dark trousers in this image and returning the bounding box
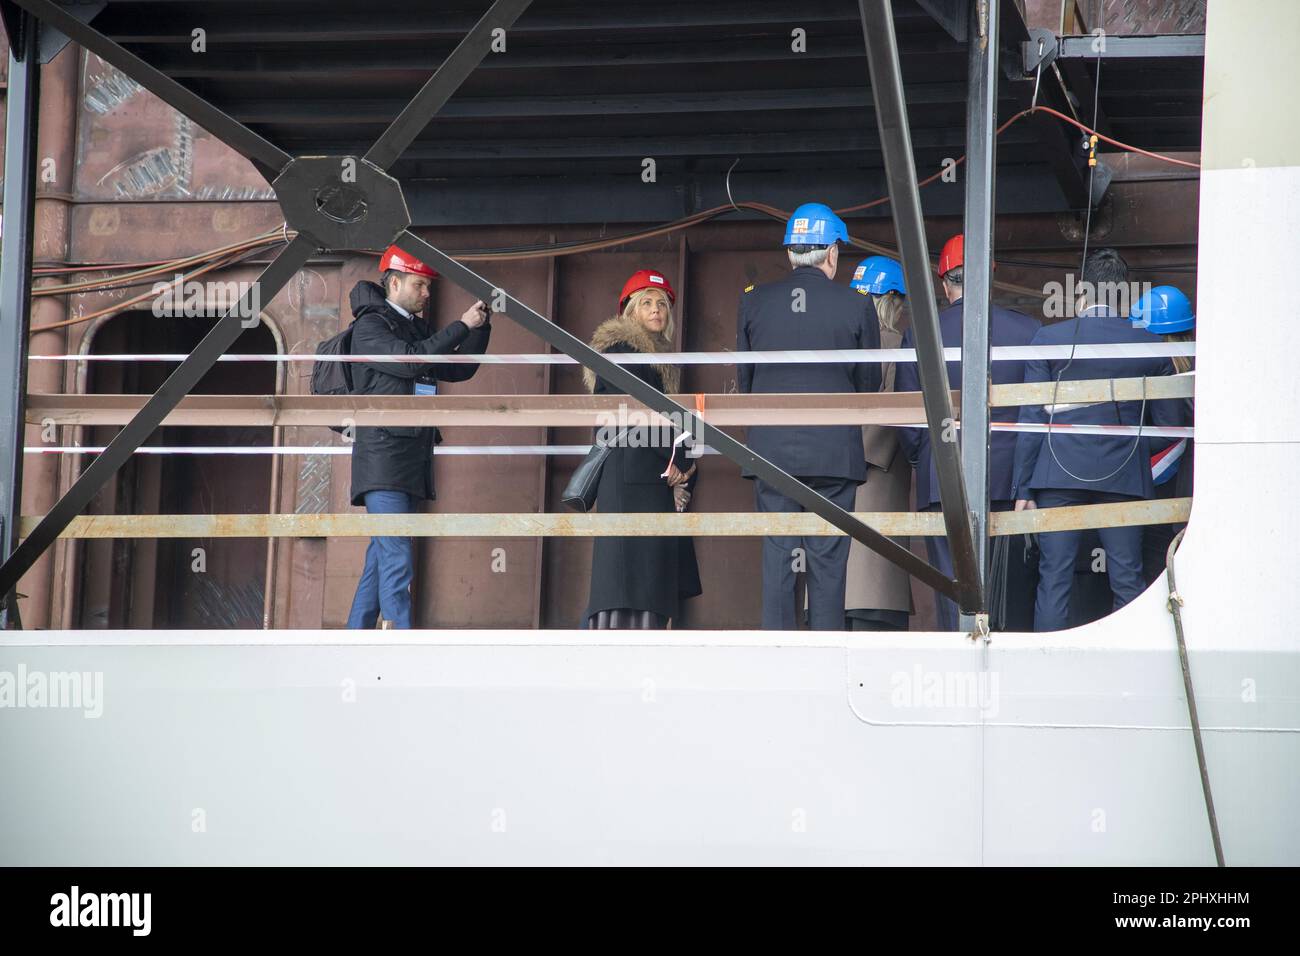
[1033,489,1145,631]
[756,477,858,629]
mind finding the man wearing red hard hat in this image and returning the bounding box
[894,233,1041,631]
[345,244,491,630]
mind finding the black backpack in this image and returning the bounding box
[312,313,407,432]
[311,323,356,397]
[311,323,357,433]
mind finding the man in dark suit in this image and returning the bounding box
[737,202,881,629]
[1012,248,1185,631]
[895,233,1042,631]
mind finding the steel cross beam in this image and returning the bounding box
[0,0,965,608]
[958,0,999,628]
[857,0,983,613]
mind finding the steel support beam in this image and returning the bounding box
[857,0,983,613]
[958,0,999,629]
[1058,34,1204,59]
[17,497,1194,541]
[35,0,104,64]
[21,376,1195,429]
[0,8,39,627]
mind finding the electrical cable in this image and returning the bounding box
[27,105,1200,333]
[28,245,276,333]
[30,227,288,279]
[1042,27,1149,485]
[31,230,288,297]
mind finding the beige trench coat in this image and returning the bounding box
[844,325,914,614]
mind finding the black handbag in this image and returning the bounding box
[561,432,623,512]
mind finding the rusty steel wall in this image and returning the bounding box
[3,46,1201,629]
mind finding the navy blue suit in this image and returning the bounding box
[895,298,1041,629]
[738,267,881,480]
[1012,306,1185,631]
[737,266,881,629]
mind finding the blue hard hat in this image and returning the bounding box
[850,256,906,296]
[783,202,849,247]
[1130,285,1195,334]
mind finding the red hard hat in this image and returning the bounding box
[619,269,676,311]
[379,244,438,279]
[937,234,963,278]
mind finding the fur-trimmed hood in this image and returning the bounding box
[583,315,680,394]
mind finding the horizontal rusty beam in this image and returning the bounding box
[24,376,1191,428]
[26,390,954,428]
[19,498,1190,540]
[991,374,1192,407]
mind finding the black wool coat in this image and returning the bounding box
[582,316,702,624]
[736,266,881,481]
[347,280,491,505]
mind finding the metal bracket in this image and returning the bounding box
[36,0,102,64]
[273,156,411,252]
[1022,27,1058,75]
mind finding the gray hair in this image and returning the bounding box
[943,267,963,287]
[787,246,831,269]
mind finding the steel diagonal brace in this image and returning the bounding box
[365,0,534,171]
[857,0,984,612]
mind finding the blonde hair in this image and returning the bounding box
[872,290,906,336]
[1168,329,1194,375]
[622,287,675,345]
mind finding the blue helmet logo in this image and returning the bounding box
[849,256,906,296]
[784,202,849,246]
[1130,285,1194,334]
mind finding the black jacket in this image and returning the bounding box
[347,280,491,505]
[583,316,701,623]
[736,266,881,481]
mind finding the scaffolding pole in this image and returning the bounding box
[0,7,40,628]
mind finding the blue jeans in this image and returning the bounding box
[346,490,415,629]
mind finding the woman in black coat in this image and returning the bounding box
[581,272,701,629]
